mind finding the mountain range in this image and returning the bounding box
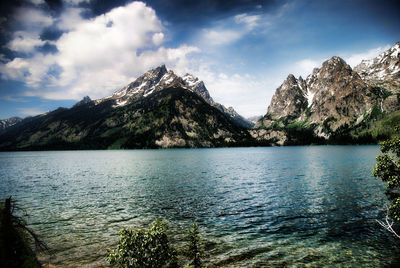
[0,67,253,150]
[0,42,399,150]
[252,42,400,145]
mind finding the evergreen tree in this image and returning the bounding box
[183,222,203,268]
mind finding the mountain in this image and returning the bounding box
[0,76,253,151]
[253,42,400,145]
[0,117,22,131]
[73,96,92,107]
[97,65,253,128]
[354,41,400,113]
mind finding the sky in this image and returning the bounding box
[0,0,399,119]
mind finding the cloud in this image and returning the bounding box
[0,95,27,102]
[18,107,48,116]
[291,59,322,78]
[63,0,91,4]
[27,0,45,5]
[202,29,242,46]
[1,1,200,100]
[14,7,54,28]
[152,32,164,46]
[57,7,86,31]
[344,45,391,67]
[187,64,280,117]
[198,12,265,48]
[234,13,261,30]
[7,31,46,53]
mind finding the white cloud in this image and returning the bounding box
[291,59,322,78]
[187,65,280,117]
[152,32,164,46]
[202,29,242,46]
[14,7,53,28]
[18,107,48,116]
[0,95,27,102]
[1,2,200,100]
[198,13,265,48]
[234,13,261,30]
[344,45,391,67]
[7,31,45,53]
[57,7,86,31]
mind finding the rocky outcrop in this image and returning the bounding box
[354,41,400,113]
[256,74,307,129]
[253,42,400,145]
[306,56,371,130]
[0,117,22,131]
[354,42,400,88]
[73,96,92,107]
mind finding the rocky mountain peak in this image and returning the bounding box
[264,74,307,122]
[150,64,168,77]
[322,56,352,75]
[284,74,297,85]
[74,96,92,107]
[354,42,400,89]
[94,65,252,128]
[0,117,22,131]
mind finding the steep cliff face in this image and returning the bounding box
[307,56,372,133]
[256,74,307,130]
[253,42,400,145]
[354,41,400,113]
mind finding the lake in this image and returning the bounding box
[0,146,399,267]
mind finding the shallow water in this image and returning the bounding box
[1,146,399,267]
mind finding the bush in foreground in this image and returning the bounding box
[373,127,400,238]
[107,219,178,268]
[107,220,206,268]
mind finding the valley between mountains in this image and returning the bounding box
[0,42,399,150]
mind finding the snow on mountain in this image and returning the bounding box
[354,42,400,86]
[95,65,253,128]
[0,117,22,131]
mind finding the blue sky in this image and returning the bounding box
[0,0,399,119]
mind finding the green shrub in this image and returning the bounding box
[373,132,400,222]
[107,219,177,268]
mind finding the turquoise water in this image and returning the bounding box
[0,146,399,267]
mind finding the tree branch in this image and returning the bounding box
[376,207,400,239]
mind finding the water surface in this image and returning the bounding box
[0,146,399,267]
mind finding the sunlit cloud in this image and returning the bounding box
[0,1,200,100]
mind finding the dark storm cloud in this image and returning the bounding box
[37,42,59,54]
[79,0,278,26]
[79,0,132,18]
[146,0,278,26]
[44,0,63,11]
[40,27,64,41]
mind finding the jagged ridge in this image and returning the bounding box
[96,65,253,128]
[253,42,400,145]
